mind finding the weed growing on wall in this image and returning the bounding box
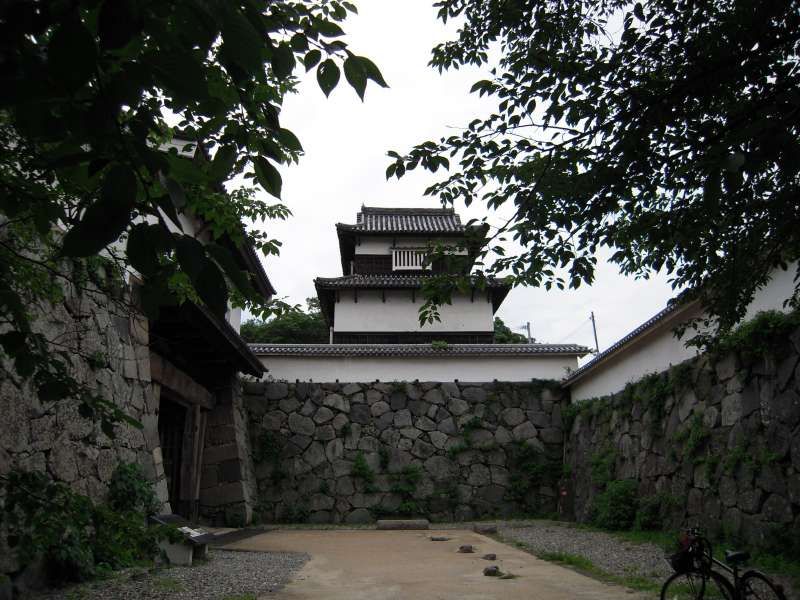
[673,413,711,462]
[506,441,561,513]
[390,465,423,515]
[589,445,617,488]
[253,431,286,484]
[713,310,800,361]
[352,451,377,493]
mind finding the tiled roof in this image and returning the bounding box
[562,299,700,386]
[249,343,590,357]
[337,206,464,234]
[314,274,510,289]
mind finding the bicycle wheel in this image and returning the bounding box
[740,571,786,600]
[661,570,735,600]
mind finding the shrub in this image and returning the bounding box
[635,493,677,531]
[2,464,174,585]
[592,480,639,530]
[108,463,159,515]
[589,445,617,488]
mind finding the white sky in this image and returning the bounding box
[249,0,676,357]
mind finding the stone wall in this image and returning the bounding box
[565,327,800,547]
[242,380,566,524]
[0,272,167,574]
[200,378,259,525]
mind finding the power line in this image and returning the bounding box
[553,317,592,344]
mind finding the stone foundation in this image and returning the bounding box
[242,380,566,523]
[565,327,800,547]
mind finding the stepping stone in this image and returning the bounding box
[457,544,475,553]
[473,524,498,534]
[484,565,502,577]
[482,553,496,560]
[376,519,430,530]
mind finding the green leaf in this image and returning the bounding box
[254,157,282,198]
[61,165,138,257]
[358,56,388,88]
[317,59,340,97]
[303,49,322,72]
[174,235,207,282]
[271,43,296,79]
[220,7,264,72]
[276,128,303,153]
[206,242,254,297]
[151,51,208,101]
[195,260,229,317]
[211,145,237,181]
[344,55,367,100]
[127,223,172,277]
[633,2,645,21]
[290,33,308,51]
[317,20,345,37]
[48,16,96,91]
[98,0,140,50]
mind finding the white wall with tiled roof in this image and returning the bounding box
[259,354,578,382]
[568,264,798,402]
[333,289,493,333]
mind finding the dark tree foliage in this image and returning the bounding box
[389,0,800,332]
[0,0,385,421]
[240,297,328,343]
[493,316,527,343]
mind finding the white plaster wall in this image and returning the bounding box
[333,289,493,332]
[744,264,798,320]
[258,354,578,382]
[570,264,799,402]
[227,306,242,333]
[569,307,704,401]
[355,236,467,255]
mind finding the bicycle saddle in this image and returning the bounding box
[724,550,750,565]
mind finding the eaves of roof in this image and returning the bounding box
[562,299,701,387]
[249,343,590,358]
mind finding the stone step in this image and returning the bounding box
[376,519,430,530]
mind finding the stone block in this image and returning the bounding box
[462,387,487,403]
[288,413,315,436]
[350,404,371,424]
[266,382,289,400]
[342,383,362,396]
[394,409,412,428]
[346,508,374,523]
[324,393,349,413]
[371,401,391,417]
[512,421,537,441]
[423,388,444,405]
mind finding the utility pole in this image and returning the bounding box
[518,322,533,344]
[590,311,600,353]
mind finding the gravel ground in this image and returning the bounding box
[493,521,673,582]
[37,549,308,600]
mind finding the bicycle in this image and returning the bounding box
[661,528,786,600]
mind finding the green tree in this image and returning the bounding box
[241,297,328,343]
[493,316,527,344]
[389,0,800,334]
[0,0,385,422]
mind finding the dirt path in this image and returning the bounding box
[223,529,647,600]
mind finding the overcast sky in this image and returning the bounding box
[248,0,676,357]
